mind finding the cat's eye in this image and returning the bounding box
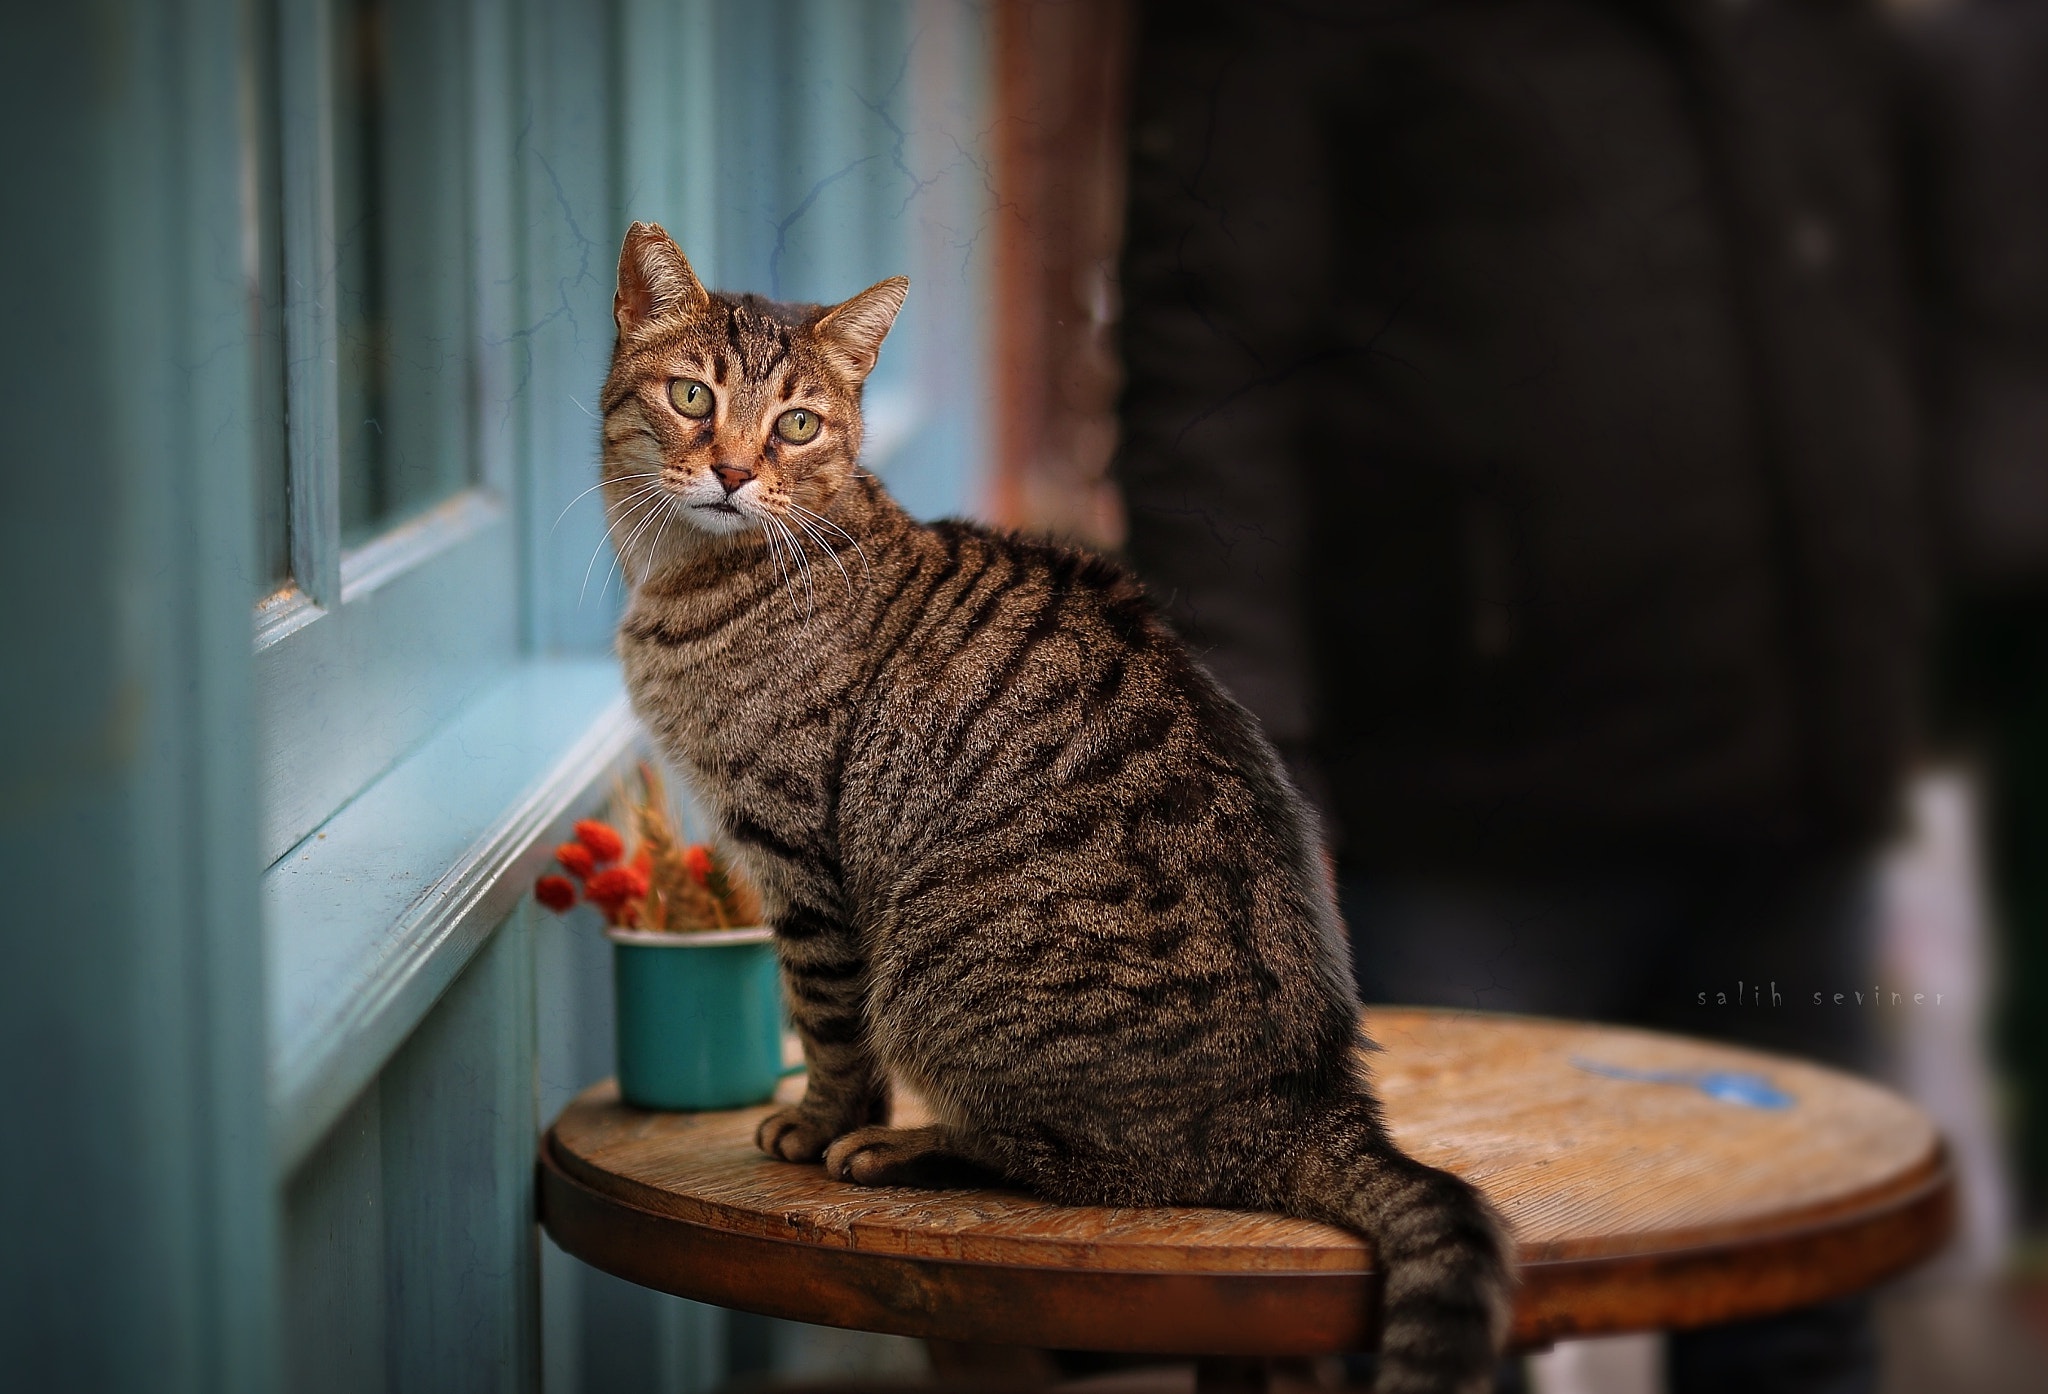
[775,408,821,444]
[669,378,714,419]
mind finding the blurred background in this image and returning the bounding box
[1,0,2044,1391]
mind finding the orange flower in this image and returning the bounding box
[585,865,649,906]
[555,842,596,880]
[682,844,713,886]
[534,874,578,913]
[574,819,625,863]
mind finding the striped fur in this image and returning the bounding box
[603,223,1511,1392]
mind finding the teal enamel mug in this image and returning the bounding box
[607,925,788,1110]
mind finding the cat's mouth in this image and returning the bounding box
[694,502,743,516]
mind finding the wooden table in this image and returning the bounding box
[539,1008,1953,1367]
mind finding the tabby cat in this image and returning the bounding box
[601,222,1511,1394]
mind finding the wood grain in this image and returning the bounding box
[540,1008,1954,1352]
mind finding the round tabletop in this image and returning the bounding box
[539,1008,1954,1354]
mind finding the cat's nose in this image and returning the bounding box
[711,463,755,494]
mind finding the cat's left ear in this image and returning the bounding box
[812,277,910,383]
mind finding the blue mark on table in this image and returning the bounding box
[1570,1057,1796,1110]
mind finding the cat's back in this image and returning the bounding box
[842,519,1215,849]
[840,518,1343,994]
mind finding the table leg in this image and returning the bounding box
[1192,1357,1272,1394]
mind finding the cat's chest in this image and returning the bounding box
[618,596,858,809]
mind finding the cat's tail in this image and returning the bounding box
[1283,1100,1514,1394]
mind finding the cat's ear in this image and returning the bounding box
[614,222,709,334]
[812,276,910,383]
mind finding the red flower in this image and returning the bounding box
[534,875,578,913]
[574,819,625,863]
[555,842,596,880]
[682,844,713,887]
[585,865,649,906]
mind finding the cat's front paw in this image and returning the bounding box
[824,1125,982,1188]
[755,1107,842,1163]
[822,1126,910,1183]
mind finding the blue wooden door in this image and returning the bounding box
[0,3,993,1392]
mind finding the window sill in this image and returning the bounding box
[264,657,640,1175]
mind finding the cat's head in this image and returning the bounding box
[602,221,907,545]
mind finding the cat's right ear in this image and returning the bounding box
[812,276,910,384]
[615,222,709,335]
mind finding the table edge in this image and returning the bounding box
[538,1132,1955,1353]
[549,1070,1948,1271]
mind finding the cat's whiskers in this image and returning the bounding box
[758,510,805,622]
[639,495,681,587]
[603,485,679,605]
[552,471,661,539]
[775,519,815,625]
[781,514,823,613]
[788,501,870,580]
[593,492,672,610]
[578,484,663,609]
[781,510,842,591]
[767,514,818,620]
[580,482,669,610]
[781,507,855,599]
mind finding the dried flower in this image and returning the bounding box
[532,765,765,933]
[586,865,650,906]
[534,874,578,913]
[574,819,625,863]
